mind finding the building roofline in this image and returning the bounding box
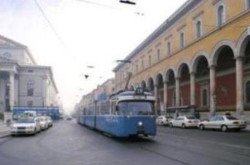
[113,0,202,72]
[0,34,27,48]
[0,35,37,65]
[48,66,59,94]
[20,65,50,69]
[25,48,37,65]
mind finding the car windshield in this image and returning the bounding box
[40,118,45,121]
[17,118,35,123]
[186,116,196,119]
[226,116,238,120]
[118,101,154,115]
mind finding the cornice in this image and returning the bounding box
[113,0,202,72]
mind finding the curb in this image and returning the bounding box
[0,131,11,138]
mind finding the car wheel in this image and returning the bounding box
[235,128,241,132]
[182,124,186,129]
[221,125,228,132]
[199,124,205,130]
[33,129,37,136]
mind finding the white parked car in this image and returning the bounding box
[46,116,53,127]
[198,115,247,132]
[156,116,168,126]
[11,117,41,135]
[38,116,49,130]
[169,116,200,128]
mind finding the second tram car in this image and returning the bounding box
[78,88,156,137]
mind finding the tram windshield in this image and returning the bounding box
[117,101,154,115]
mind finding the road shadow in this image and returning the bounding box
[112,136,156,144]
[78,123,156,143]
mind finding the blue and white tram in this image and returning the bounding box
[78,89,156,137]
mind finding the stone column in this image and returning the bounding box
[9,72,15,111]
[236,56,244,115]
[209,65,216,116]
[190,72,196,106]
[163,81,168,110]
[15,75,19,106]
[42,75,47,106]
[154,84,158,115]
[175,77,180,107]
[4,72,15,124]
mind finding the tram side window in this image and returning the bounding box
[106,102,111,115]
[98,103,102,115]
[99,102,110,115]
[111,101,116,115]
[89,106,95,115]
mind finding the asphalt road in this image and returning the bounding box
[0,120,250,165]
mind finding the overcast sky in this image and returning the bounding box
[0,0,186,113]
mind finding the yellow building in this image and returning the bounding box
[113,0,250,119]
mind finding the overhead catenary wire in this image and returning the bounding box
[76,0,117,9]
[33,0,66,47]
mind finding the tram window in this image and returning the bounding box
[111,101,116,115]
[118,101,153,115]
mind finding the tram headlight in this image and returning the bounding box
[138,121,143,126]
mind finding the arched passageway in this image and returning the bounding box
[141,81,146,91]
[166,70,175,107]
[194,56,210,110]
[147,77,154,94]
[240,36,250,111]
[156,74,164,113]
[178,64,190,106]
[214,46,236,111]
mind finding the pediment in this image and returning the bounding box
[0,40,15,47]
[0,35,26,48]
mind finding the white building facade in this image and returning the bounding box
[0,35,59,119]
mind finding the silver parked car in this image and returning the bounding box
[46,116,53,127]
[156,115,168,126]
[38,116,49,130]
[198,115,247,132]
[169,116,200,128]
[11,117,41,135]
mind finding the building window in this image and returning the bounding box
[136,64,138,73]
[167,42,171,56]
[180,32,185,48]
[196,20,202,38]
[27,80,34,96]
[246,81,250,104]
[217,5,225,26]
[148,55,151,66]
[246,0,250,9]
[141,59,144,69]
[27,100,33,107]
[157,49,160,62]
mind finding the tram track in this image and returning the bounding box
[145,130,248,165]
[139,146,191,165]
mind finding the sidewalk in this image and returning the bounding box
[245,124,250,131]
[0,121,10,138]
